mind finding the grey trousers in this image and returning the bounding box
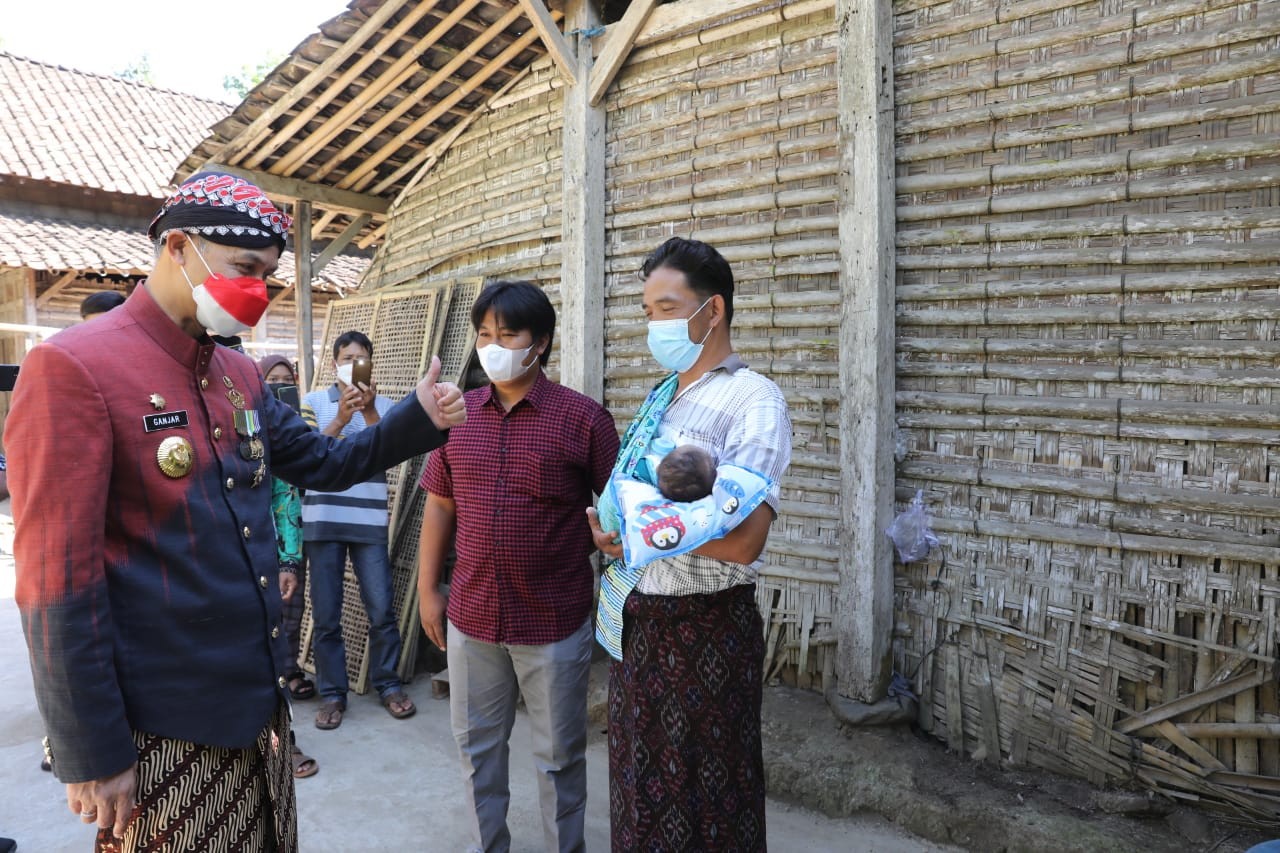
[447,618,592,853]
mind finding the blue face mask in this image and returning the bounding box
[646,297,713,373]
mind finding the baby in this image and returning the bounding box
[655,444,717,502]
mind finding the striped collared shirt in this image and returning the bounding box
[633,353,792,596]
[300,384,394,544]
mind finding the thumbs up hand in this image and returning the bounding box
[416,355,466,431]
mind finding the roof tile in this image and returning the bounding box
[0,210,366,291]
[0,53,231,198]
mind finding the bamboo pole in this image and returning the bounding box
[209,0,412,166]
[305,0,500,183]
[896,9,1280,106]
[900,90,1280,164]
[349,17,561,194]
[244,0,445,171]
[900,49,1280,137]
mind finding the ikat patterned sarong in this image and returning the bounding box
[608,584,766,853]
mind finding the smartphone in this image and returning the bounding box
[0,364,17,392]
[351,356,372,390]
[267,383,301,414]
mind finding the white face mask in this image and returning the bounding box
[335,363,354,386]
[476,342,536,383]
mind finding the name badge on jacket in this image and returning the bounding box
[143,410,189,433]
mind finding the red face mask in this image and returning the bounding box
[182,238,270,336]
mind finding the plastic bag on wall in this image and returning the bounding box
[886,489,939,563]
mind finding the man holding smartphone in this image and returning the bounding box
[301,330,414,730]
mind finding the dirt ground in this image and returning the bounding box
[758,684,1277,853]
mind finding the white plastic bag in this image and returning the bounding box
[886,489,939,563]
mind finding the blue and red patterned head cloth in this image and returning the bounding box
[148,171,292,252]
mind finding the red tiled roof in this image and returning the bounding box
[0,210,150,275]
[0,209,367,291]
[0,53,230,198]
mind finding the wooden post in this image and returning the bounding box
[294,200,315,389]
[23,270,38,354]
[836,0,896,701]
[558,0,604,400]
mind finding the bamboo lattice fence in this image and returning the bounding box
[893,0,1280,821]
[296,281,479,693]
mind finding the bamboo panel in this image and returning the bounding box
[894,0,1280,821]
[296,278,483,692]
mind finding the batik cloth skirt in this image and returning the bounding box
[608,584,766,853]
[96,701,296,853]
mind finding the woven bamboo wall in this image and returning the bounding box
[603,0,841,687]
[364,58,565,312]
[893,0,1280,819]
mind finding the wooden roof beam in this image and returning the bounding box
[588,0,657,106]
[201,162,390,217]
[357,222,389,251]
[518,0,578,85]
[271,0,484,177]
[245,0,445,172]
[313,1,524,183]
[348,16,559,193]
[312,214,371,277]
[310,210,340,241]
[211,0,413,167]
[266,282,295,309]
[35,270,79,309]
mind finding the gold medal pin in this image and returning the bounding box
[156,436,194,478]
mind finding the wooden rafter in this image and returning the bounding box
[200,162,391,217]
[589,0,658,106]
[348,13,561,193]
[310,210,340,240]
[270,0,476,177]
[35,270,79,308]
[312,214,371,276]
[517,0,577,84]
[211,0,411,167]
[308,0,512,184]
[244,0,444,172]
[266,282,295,309]
[357,222,389,251]
[361,62,536,216]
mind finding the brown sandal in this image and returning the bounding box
[381,689,416,720]
[314,700,344,730]
[290,745,318,778]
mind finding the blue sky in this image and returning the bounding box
[2,0,347,101]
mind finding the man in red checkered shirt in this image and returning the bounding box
[418,280,619,853]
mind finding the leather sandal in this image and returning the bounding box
[314,700,344,730]
[287,674,316,701]
[291,744,319,778]
[381,689,416,720]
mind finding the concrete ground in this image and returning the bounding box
[2,493,1270,853]
[0,502,953,852]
